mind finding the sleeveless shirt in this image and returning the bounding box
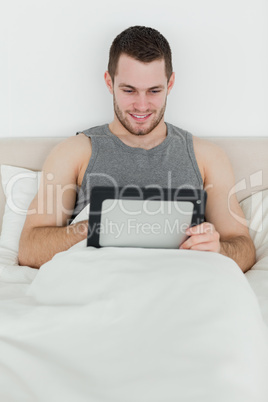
[71,122,203,219]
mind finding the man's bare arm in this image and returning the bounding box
[181,223,255,273]
[220,235,255,272]
[180,139,256,273]
[19,222,88,269]
[18,134,91,269]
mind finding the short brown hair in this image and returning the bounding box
[108,26,173,83]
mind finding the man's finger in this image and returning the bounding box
[180,232,212,249]
[186,222,215,236]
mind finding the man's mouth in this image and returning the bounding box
[129,113,152,122]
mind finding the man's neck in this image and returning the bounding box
[108,120,167,150]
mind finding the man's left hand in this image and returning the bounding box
[179,222,221,253]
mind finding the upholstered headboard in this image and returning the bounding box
[0,136,268,232]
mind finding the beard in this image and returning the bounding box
[113,94,167,136]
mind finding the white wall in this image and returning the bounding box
[1,0,268,138]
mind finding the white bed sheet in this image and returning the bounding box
[0,243,268,402]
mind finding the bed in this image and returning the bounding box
[0,136,268,402]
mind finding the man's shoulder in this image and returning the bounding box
[192,135,227,161]
[53,132,91,154]
[191,134,231,186]
[45,134,91,174]
[43,134,92,186]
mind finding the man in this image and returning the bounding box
[18,26,255,271]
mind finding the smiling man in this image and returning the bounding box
[107,55,172,141]
[105,55,173,150]
[18,26,255,271]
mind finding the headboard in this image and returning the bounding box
[0,137,268,232]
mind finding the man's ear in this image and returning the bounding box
[104,71,114,94]
[167,72,175,95]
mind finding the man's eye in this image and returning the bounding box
[123,90,133,93]
[151,90,160,94]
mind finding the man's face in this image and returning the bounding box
[107,54,174,136]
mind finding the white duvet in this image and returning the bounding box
[0,243,268,402]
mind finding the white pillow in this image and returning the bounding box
[240,189,268,265]
[0,165,41,260]
[0,165,89,265]
[70,204,89,225]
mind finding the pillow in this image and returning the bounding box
[240,191,268,325]
[0,165,89,265]
[240,189,268,265]
[70,204,89,225]
[0,165,41,262]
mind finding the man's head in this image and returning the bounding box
[108,26,173,84]
[105,26,175,137]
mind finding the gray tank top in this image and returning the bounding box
[71,122,203,219]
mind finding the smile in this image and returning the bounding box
[129,113,152,121]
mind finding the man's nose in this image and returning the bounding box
[133,94,150,111]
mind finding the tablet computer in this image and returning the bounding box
[87,186,207,249]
